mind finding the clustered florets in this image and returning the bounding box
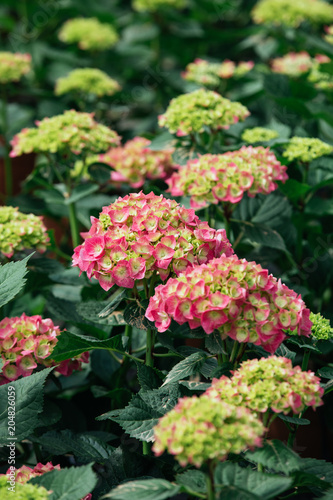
[55,68,121,98]
[182,58,254,87]
[206,356,324,415]
[308,312,333,341]
[271,52,330,78]
[0,475,48,500]
[0,206,49,259]
[158,89,250,136]
[58,18,118,51]
[241,127,279,143]
[252,0,333,28]
[72,192,233,291]
[100,137,175,188]
[283,137,333,162]
[167,146,287,208]
[1,463,92,500]
[0,314,89,385]
[146,255,312,353]
[10,110,120,158]
[152,395,264,467]
[133,0,187,11]
[0,52,31,84]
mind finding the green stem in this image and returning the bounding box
[125,324,132,354]
[2,87,12,197]
[235,342,247,366]
[222,340,228,363]
[229,341,238,363]
[68,201,80,248]
[145,328,155,367]
[287,429,295,449]
[154,352,182,358]
[149,271,157,297]
[142,441,150,455]
[302,349,311,371]
[206,473,215,500]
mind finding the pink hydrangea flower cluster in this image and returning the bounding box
[146,255,312,353]
[0,313,89,385]
[206,356,324,415]
[100,137,175,188]
[271,52,329,77]
[152,395,264,467]
[182,58,254,87]
[167,146,287,208]
[2,462,91,500]
[72,192,233,291]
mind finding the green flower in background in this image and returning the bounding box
[10,110,120,158]
[242,127,279,143]
[0,52,31,84]
[58,18,118,51]
[309,312,333,341]
[252,0,333,28]
[158,88,249,136]
[0,476,49,500]
[283,137,333,162]
[182,58,254,87]
[55,68,121,98]
[133,0,187,12]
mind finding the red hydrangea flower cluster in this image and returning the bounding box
[146,255,312,353]
[205,356,324,415]
[100,137,175,188]
[72,192,233,291]
[167,146,287,208]
[2,462,91,500]
[0,313,89,385]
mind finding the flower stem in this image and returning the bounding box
[146,328,155,367]
[302,349,311,371]
[229,341,238,363]
[68,201,80,248]
[125,324,132,354]
[142,441,150,455]
[2,87,12,197]
[206,460,216,500]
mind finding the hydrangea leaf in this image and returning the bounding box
[161,351,208,386]
[0,254,31,308]
[245,440,302,475]
[104,479,181,500]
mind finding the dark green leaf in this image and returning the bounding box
[137,363,163,391]
[0,254,32,308]
[317,366,333,379]
[88,162,113,183]
[64,184,99,205]
[245,440,302,475]
[124,301,148,330]
[176,470,206,494]
[162,352,208,386]
[277,414,310,426]
[104,479,180,500]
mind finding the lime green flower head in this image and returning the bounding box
[0,206,49,259]
[182,59,254,88]
[59,18,118,51]
[242,127,279,143]
[55,68,121,98]
[325,25,333,44]
[206,356,324,415]
[308,57,333,90]
[10,110,120,158]
[309,312,333,341]
[133,0,187,11]
[158,89,250,137]
[0,52,31,84]
[283,137,333,162]
[252,0,333,28]
[153,395,264,467]
[0,476,48,500]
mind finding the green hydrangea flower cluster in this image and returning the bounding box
[252,0,333,28]
[58,18,118,51]
[242,127,279,143]
[0,52,31,84]
[182,58,254,88]
[308,62,333,90]
[10,110,120,158]
[0,476,48,500]
[206,356,324,415]
[55,68,121,98]
[325,25,333,44]
[0,206,49,259]
[153,395,264,467]
[283,137,333,162]
[309,312,333,341]
[158,89,250,137]
[133,0,187,11]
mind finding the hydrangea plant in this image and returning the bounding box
[206,356,324,415]
[0,206,49,259]
[308,312,333,341]
[0,314,89,385]
[252,0,333,28]
[0,52,31,84]
[55,68,121,98]
[283,137,333,162]
[10,110,120,158]
[146,254,312,353]
[241,127,279,143]
[133,0,187,11]
[158,88,250,137]
[58,18,118,51]
[72,192,233,290]
[152,395,264,467]
[182,58,254,87]
[271,52,329,78]
[167,146,287,208]
[100,137,175,188]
